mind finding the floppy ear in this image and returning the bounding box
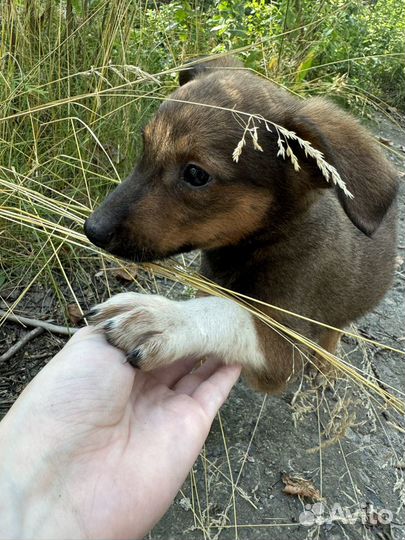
[285,106,398,236]
[179,55,244,86]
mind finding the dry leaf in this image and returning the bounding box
[378,136,393,147]
[94,265,138,282]
[396,255,404,269]
[282,474,322,501]
[67,303,83,325]
[111,264,138,282]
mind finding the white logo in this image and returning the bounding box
[299,502,393,527]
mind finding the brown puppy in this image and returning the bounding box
[84,57,398,393]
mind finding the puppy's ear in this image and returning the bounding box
[179,55,243,86]
[285,105,398,236]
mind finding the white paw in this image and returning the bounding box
[88,292,266,371]
[87,292,202,370]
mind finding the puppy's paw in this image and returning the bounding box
[87,293,198,370]
[87,293,266,373]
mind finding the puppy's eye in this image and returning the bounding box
[183,164,212,187]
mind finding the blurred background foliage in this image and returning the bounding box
[0,0,404,287]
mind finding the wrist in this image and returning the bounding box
[0,473,22,539]
[0,468,84,540]
[0,420,83,539]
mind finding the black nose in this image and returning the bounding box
[84,218,114,249]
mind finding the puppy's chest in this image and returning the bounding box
[200,250,247,289]
[200,250,277,300]
[200,246,315,306]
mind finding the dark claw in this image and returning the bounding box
[104,320,114,331]
[82,308,98,319]
[127,349,143,368]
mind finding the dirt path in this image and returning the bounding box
[1,112,404,540]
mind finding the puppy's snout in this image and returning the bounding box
[84,216,115,249]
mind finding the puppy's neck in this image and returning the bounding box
[200,190,332,288]
[201,231,276,288]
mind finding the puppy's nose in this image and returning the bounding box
[84,217,115,249]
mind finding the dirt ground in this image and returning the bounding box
[1,111,404,540]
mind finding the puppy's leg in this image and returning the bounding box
[319,329,342,355]
[242,320,301,393]
[87,293,267,372]
[313,329,343,382]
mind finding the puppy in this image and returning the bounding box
[84,56,398,392]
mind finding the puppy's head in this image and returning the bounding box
[84,58,285,261]
[85,56,398,261]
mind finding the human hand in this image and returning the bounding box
[0,326,241,540]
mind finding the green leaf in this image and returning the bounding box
[295,49,317,84]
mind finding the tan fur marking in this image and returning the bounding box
[127,186,272,253]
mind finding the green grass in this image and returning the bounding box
[1,2,405,536]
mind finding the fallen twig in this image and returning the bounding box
[0,309,78,336]
[0,327,44,362]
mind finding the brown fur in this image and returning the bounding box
[84,57,398,393]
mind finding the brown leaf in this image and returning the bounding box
[67,303,83,325]
[94,265,138,282]
[282,474,322,501]
[110,264,138,282]
[378,136,393,147]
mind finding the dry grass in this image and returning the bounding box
[1,2,404,537]
[231,110,353,198]
[2,177,404,413]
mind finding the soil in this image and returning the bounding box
[1,111,404,540]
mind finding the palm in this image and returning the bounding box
[9,328,240,539]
